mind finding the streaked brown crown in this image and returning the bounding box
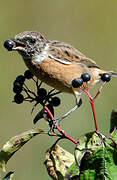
[15,31,47,42]
[14,31,48,60]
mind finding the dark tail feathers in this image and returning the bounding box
[109,71,117,77]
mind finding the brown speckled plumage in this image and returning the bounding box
[10,31,117,103]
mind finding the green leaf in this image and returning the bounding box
[110,110,117,144]
[66,131,103,179]
[0,128,44,172]
[44,144,74,180]
[47,129,117,180]
[110,110,117,133]
[66,162,79,179]
[75,131,117,180]
[0,171,14,180]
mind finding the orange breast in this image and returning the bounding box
[24,57,103,93]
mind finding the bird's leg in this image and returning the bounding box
[43,105,78,144]
[55,98,82,124]
[47,100,82,134]
[46,92,82,132]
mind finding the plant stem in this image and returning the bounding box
[43,105,78,145]
[80,88,98,131]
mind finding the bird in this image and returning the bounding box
[4,31,117,129]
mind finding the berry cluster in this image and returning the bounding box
[13,69,61,123]
[72,73,91,88]
[72,72,111,88]
[13,70,33,104]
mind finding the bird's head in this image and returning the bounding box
[4,31,47,60]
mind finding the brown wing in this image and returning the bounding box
[47,40,99,68]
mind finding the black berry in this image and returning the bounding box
[13,82,22,94]
[51,97,61,107]
[72,78,83,88]
[81,73,91,82]
[24,70,34,79]
[37,88,47,98]
[4,39,14,51]
[100,73,111,82]
[16,75,25,85]
[14,94,24,104]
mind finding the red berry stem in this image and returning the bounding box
[93,82,106,100]
[43,105,54,120]
[80,82,106,131]
[90,98,98,131]
[43,105,78,145]
[80,88,98,131]
[55,124,78,144]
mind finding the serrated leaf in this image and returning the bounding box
[0,128,44,172]
[48,130,117,180]
[75,131,117,180]
[110,110,117,144]
[65,132,103,179]
[44,144,74,180]
[110,110,117,133]
[65,162,79,179]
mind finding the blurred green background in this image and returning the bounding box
[1,0,117,179]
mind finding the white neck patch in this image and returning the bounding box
[34,51,48,64]
[33,45,49,64]
[33,44,72,65]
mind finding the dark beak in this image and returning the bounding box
[12,39,25,51]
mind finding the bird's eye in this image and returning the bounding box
[30,38,36,44]
[25,37,36,44]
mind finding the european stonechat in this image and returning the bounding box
[4,31,117,130]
